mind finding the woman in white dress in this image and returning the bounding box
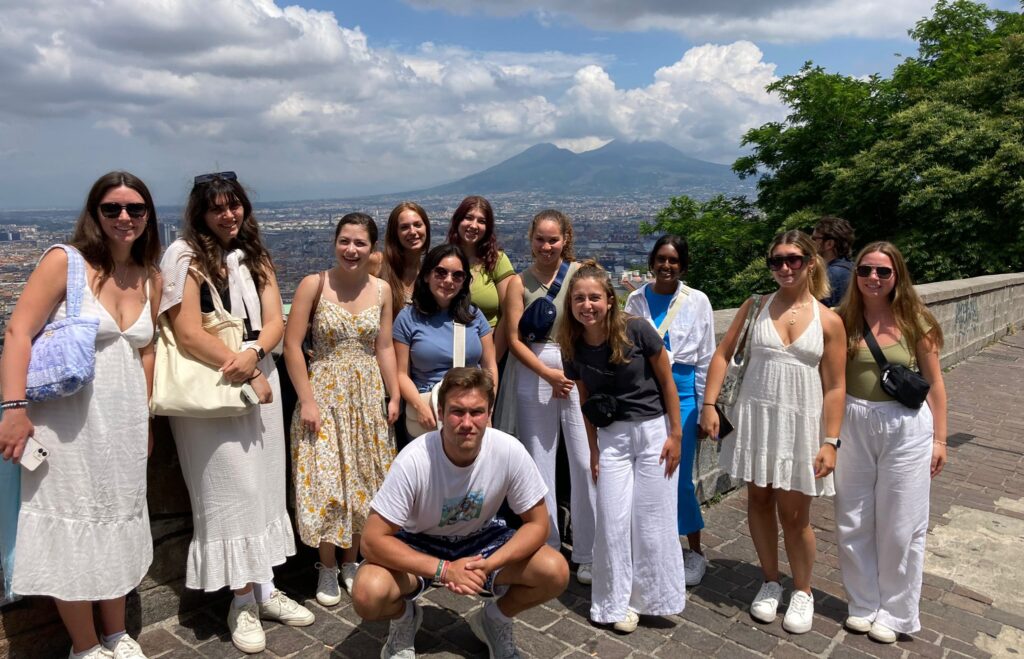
[0,171,161,659]
[159,172,312,654]
[700,230,846,635]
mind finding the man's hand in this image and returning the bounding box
[443,555,487,595]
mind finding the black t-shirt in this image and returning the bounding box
[563,316,666,422]
[200,282,258,341]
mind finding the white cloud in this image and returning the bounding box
[0,0,786,206]
[403,0,936,43]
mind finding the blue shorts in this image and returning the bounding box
[398,519,515,599]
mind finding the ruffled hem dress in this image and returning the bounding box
[718,293,834,496]
[13,284,153,600]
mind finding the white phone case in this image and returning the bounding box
[241,383,260,406]
[21,436,49,471]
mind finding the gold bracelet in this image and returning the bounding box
[933,440,947,446]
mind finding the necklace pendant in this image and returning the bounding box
[788,318,796,325]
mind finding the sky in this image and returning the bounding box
[0,0,1018,209]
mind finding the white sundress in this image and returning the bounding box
[13,286,153,600]
[719,293,835,496]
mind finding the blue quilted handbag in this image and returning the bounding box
[25,245,100,402]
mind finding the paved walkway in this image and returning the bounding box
[136,335,1024,659]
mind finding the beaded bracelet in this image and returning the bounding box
[433,559,447,584]
[1,400,28,411]
[440,561,450,584]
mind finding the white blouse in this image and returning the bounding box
[624,282,716,402]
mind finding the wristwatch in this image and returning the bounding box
[249,345,266,361]
[823,437,841,449]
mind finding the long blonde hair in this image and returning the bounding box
[767,230,829,300]
[837,241,943,358]
[557,260,633,365]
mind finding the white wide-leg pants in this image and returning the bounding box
[515,343,596,563]
[835,396,933,633]
[591,416,686,623]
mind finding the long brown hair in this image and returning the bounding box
[181,175,274,291]
[446,195,500,272]
[382,201,430,317]
[837,241,943,358]
[557,260,633,365]
[767,230,829,300]
[69,171,161,280]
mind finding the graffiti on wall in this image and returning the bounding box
[953,297,980,346]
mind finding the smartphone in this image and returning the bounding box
[240,383,260,407]
[21,436,49,471]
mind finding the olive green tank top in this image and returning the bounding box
[846,336,914,402]
[520,261,579,344]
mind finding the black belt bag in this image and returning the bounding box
[863,321,930,409]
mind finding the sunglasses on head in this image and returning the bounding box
[856,265,894,280]
[766,254,807,271]
[432,266,466,284]
[98,203,148,220]
[193,171,238,185]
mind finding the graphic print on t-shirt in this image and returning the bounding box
[440,491,485,527]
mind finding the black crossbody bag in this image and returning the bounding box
[862,321,930,409]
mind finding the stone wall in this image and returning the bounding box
[2,273,1022,657]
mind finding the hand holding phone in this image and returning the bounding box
[20,437,49,471]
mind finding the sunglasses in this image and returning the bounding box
[856,265,894,280]
[98,203,148,220]
[766,254,807,271]
[193,171,238,185]
[432,266,466,284]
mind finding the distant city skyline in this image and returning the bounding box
[0,0,1018,209]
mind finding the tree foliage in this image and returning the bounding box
[656,0,1024,303]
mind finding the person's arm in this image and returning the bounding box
[283,273,322,434]
[466,498,548,579]
[695,295,716,405]
[0,249,69,462]
[220,264,284,384]
[142,271,162,456]
[505,274,573,398]
[575,379,601,483]
[492,274,512,363]
[394,339,434,429]
[699,296,755,439]
[814,307,846,478]
[649,346,682,477]
[369,251,383,278]
[375,280,401,425]
[478,328,499,398]
[918,331,948,478]
[361,511,486,594]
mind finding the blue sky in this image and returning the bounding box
[0,0,1018,208]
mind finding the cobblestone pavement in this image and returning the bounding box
[135,335,1024,659]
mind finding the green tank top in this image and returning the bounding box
[521,262,579,344]
[846,336,914,402]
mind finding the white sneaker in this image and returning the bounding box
[682,549,707,586]
[611,609,640,634]
[845,615,873,633]
[381,602,422,659]
[316,562,342,606]
[782,590,815,634]
[227,601,266,654]
[258,590,315,626]
[342,562,359,594]
[469,606,522,658]
[575,563,593,585]
[868,621,897,643]
[68,646,113,659]
[105,635,147,659]
[750,581,784,623]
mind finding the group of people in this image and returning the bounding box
[0,171,947,659]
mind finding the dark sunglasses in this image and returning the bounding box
[98,203,148,220]
[856,265,894,280]
[766,254,807,271]
[432,266,466,284]
[193,171,238,185]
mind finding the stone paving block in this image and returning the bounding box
[585,634,632,659]
[332,630,389,658]
[138,627,188,656]
[711,640,762,658]
[159,646,205,659]
[828,645,876,659]
[841,629,904,658]
[669,621,725,654]
[170,610,226,647]
[770,641,820,659]
[294,608,355,647]
[262,625,318,657]
[940,634,994,658]
[677,602,733,635]
[514,603,561,631]
[512,625,572,658]
[193,635,246,659]
[724,619,779,654]
[787,629,832,654]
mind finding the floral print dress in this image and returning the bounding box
[292,279,395,549]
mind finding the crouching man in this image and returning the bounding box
[353,367,569,659]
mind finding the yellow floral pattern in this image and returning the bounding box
[291,284,395,549]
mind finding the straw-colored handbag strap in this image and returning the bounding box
[656,283,690,338]
[453,322,466,368]
[734,294,764,363]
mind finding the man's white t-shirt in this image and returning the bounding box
[371,427,548,538]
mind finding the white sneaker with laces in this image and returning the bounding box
[575,563,593,585]
[342,562,359,594]
[105,635,148,659]
[750,581,784,623]
[845,615,873,633]
[258,590,315,626]
[381,602,422,659]
[227,601,266,654]
[782,590,815,634]
[316,562,342,606]
[868,621,897,643]
[611,608,640,634]
[68,646,114,659]
[469,607,522,658]
[682,549,707,586]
